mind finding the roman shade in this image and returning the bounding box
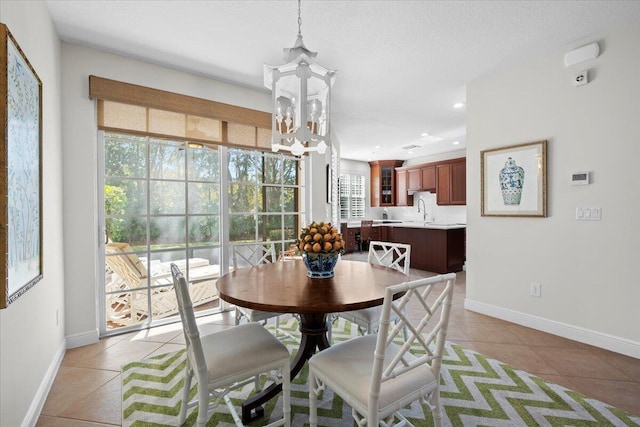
[89,75,272,150]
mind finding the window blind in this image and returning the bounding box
[90,75,272,150]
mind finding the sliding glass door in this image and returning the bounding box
[99,132,305,335]
[100,132,222,333]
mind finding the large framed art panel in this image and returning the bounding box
[481,140,547,217]
[0,23,43,308]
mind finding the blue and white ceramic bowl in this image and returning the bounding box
[302,252,339,279]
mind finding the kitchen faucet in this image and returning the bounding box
[417,198,430,223]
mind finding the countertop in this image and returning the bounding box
[342,221,465,230]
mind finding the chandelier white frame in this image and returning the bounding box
[264,0,336,156]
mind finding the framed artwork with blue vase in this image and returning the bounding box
[481,140,547,217]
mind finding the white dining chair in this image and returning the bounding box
[309,273,456,427]
[231,243,291,340]
[332,241,411,342]
[171,264,291,427]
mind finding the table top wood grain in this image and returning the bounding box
[216,259,409,314]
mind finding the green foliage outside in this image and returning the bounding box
[104,134,300,250]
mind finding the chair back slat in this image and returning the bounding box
[231,243,276,269]
[171,264,208,376]
[372,274,455,391]
[367,241,411,275]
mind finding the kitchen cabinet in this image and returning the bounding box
[341,224,358,253]
[395,169,413,206]
[389,226,465,273]
[370,226,381,241]
[407,166,436,192]
[340,224,389,253]
[369,160,403,207]
[421,166,436,191]
[436,158,466,205]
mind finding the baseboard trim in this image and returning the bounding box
[21,338,66,427]
[464,298,640,359]
[66,328,99,349]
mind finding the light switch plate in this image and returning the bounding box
[576,206,601,221]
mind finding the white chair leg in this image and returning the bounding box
[309,371,318,427]
[275,316,280,339]
[196,377,209,427]
[178,366,191,425]
[432,388,443,427]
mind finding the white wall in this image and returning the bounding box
[466,23,640,357]
[0,2,65,426]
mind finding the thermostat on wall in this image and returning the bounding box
[571,171,590,185]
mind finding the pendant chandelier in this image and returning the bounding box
[264,0,336,156]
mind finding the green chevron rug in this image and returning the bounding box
[122,318,640,426]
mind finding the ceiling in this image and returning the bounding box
[47,1,640,162]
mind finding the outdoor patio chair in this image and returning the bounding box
[105,242,220,325]
[309,273,456,427]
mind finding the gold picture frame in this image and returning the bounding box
[0,23,43,308]
[481,140,547,217]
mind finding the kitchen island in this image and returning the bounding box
[340,221,465,274]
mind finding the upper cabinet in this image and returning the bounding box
[395,169,413,207]
[372,157,466,207]
[369,160,403,207]
[407,165,436,192]
[436,158,466,205]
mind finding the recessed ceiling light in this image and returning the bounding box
[374,145,381,149]
[452,141,460,145]
[453,103,465,109]
[421,132,430,137]
[407,150,414,154]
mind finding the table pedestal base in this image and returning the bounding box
[241,313,330,423]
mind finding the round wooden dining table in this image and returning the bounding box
[216,259,409,423]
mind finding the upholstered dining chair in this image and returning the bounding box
[171,264,291,427]
[331,241,411,342]
[356,220,374,253]
[231,243,290,339]
[309,273,456,427]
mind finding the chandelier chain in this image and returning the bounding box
[297,0,302,36]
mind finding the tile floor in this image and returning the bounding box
[37,258,640,426]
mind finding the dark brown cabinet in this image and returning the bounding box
[395,169,413,206]
[407,165,436,192]
[341,224,358,253]
[421,166,436,191]
[341,224,389,253]
[390,226,465,273]
[369,160,403,207]
[436,158,466,205]
[408,168,421,191]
